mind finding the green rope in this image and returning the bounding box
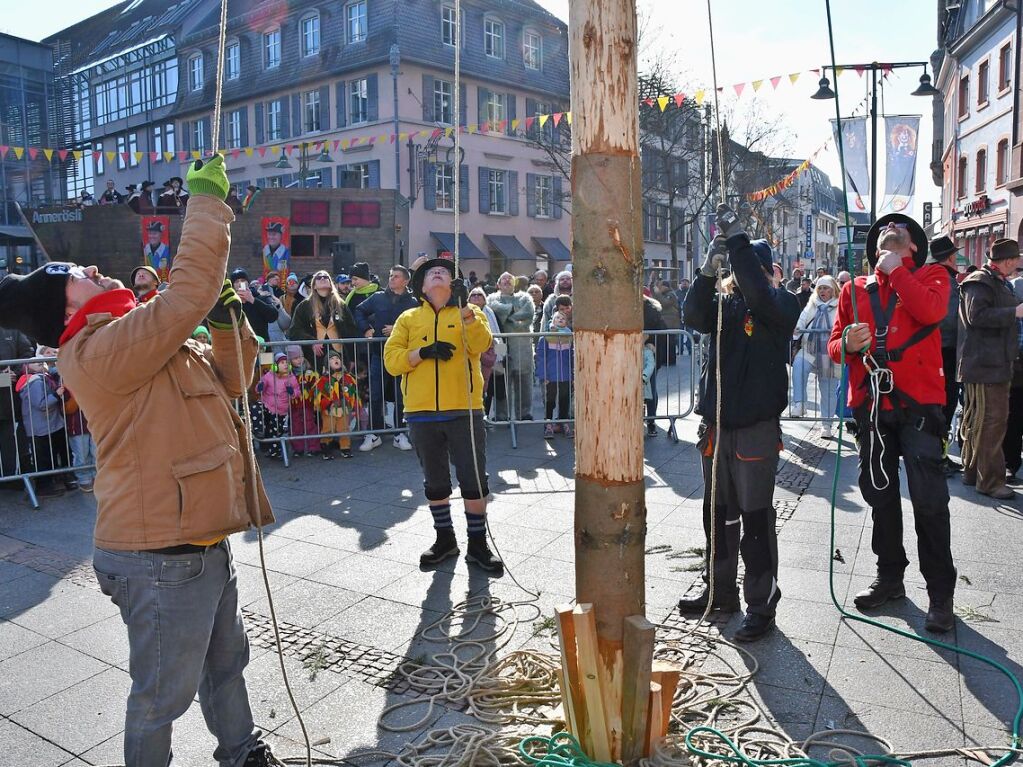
[684,726,910,767]
[518,733,619,767]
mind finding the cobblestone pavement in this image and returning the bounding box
[0,411,1019,766]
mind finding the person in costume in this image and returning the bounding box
[315,349,357,459]
[262,221,290,278]
[143,220,171,281]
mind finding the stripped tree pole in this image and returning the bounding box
[569,0,645,760]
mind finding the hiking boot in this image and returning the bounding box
[853,578,905,610]
[677,588,740,614]
[733,613,776,642]
[646,421,657,437]
[243,743,286,767]
[466,537,504,576]
[420,528,459,567]
[924,597,955,633]
[979,485,1015,500]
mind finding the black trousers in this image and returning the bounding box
[408,414,489,501]
[1004,385,1023,476]
[699,417,782,616]
[855,407,956,600]
[941,346,960,445]
[544,381,571,421]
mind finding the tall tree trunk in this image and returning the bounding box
[569,0,645,760]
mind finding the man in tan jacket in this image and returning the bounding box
[0,156,281,767]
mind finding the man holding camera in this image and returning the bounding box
[230,267,279,341]
[0,156,283,767]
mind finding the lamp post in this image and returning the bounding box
[811,61,939,226]
[274,141,334,186]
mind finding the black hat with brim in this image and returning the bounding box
[130,265,161,287]
[0,263,74,347]
[410,258,458,300]
[169,177,184,186]
[927,235,959,263]
[865,213,929,269]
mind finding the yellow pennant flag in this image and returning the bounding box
[752,80,764,92]
[835,67,845,77]
[340,139,350,149]
[244,148,254,157]
[43,149,53,161]
[445,127,454,137]
[12,147,23,159]
[164,152,174,163]
[399,132,408,141]
[270,146,280,154]
[695,90,705,105]
[539,114,549,127]
[105,151,116,163]
[134,152,143,163]
[789,73,800,85]
[72,150,83,160]
[511,118,520,130]
[190,150,200,159]
[657,95,670,111]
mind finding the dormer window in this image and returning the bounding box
[188,53,203,91]
[300,13,320,57]
[523,29,541,70]
[484,17,505,58]
[264,28,281,69]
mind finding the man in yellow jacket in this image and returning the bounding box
[0,156,283,767]
[384,257,502,574]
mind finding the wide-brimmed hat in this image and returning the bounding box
[865,213,928,268]
[130,265,160,286]
[927,235,959,263]
[990,238,1021,262]
[410,257,458,300]
[145,220,164,233]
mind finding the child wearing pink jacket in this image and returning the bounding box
[255,352,298,459]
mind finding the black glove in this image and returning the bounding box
[207,279,243,330]
[700,236,729,278]
[449,277,469,307]
[715,203,745,240]
[419,341,456,361]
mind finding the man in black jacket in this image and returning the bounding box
[928,236,962,475]
[680,204,800,642]
[0,326,33,481]
[230,268,279,341]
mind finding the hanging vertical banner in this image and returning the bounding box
[141,216,172,283]
[882,115,921,214]
[261,217,291,280]
[830,117,870,212]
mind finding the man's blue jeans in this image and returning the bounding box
[93,540,261,767]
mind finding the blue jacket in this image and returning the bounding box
[18,372,64,437]
[355,288,418,355]
[535,336,574,383]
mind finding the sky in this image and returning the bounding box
[4,0,941,222]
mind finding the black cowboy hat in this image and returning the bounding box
[410,257,459,300]
[927,235,959,263]
[141,180,155,190]
[865,213,929,269]
[168,176,184,186]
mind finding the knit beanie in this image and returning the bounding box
[749,240,774,273]
[0,263,76,347]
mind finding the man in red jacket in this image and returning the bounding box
[828,213,957,633]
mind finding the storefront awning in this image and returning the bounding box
[0,225,33,243]
[485,234,533,263]
[430,232,486,260]
[532,236,571,263]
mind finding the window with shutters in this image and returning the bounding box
[225,41,240,80]
[434,79,453,124]
[303,90,321,133]
[301,13,320,57]
[193,119,207,155]
[488,169,507,214]
[976,148,987,193]
[958,155,968,198]
[958,75,969,118]
[534,175,552,218]
[128,132,139,167]
[264,28,281,69]
[117,135,127,170]
[485,91,506,127]
[484,18,504,58]
[348,162,371,188]
[266,100,283,141]
[227,110,243,149]
[436,162,454,210]
[997,138,1009,186]
[441,6,464,47]
[523,30,541,70]
[346,1,367,44]
[188,54,203,92]
[999,43,1012,92]
[977,60,989,107]
[349,78,368,123]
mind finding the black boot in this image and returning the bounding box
[244,743,285,767]
[925,597,955,633]
[420,527,458,567]
[853,578,906,609]
[677,588,740,614]
[733,613,776,642]
[466,536,504,575]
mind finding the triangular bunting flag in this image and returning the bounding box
[770,76,782,89]
[379,133,388,143]
[695,90,705,105]
[148,152,157,162]
[245,148,254,156]
[752,80,764,92]
[854,65,866,77]
[674,93,685,108]
[525,116,535,129]
[368,135,377,144]
[789,72,800,85]
[340,139,350,149]
[835,67,845,77]
[539,114,549,127]
[92,151,102,161]
[511,118,520,130]
[552,112,563,126]
[134,152,143,162]
[43,149,53,161]
[164,152,174,162]
[333,140,341,150]
[399,132,408,141]
[811,68,819,76]
[72,150,82,160]
[565,112,572,124]
[13,147,24,160]
[733,83,745,97]
[191,151,200,159]
[28,148,38,160]
[58,149,68,161]
[231,149,241,158]
[118,151,128,164]
[498,119,507,131]
[643,98,654,107]
[106,151,116,163]
[0,145,7,159]
[657,96,670,111]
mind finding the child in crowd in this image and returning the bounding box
[191,325,211,344]
[536,311,575,438]
[554,295,573,328]
[642,335,657,437]
[16,348,71,496]
[315,350,358,459]
[255,352,297,459]
[63,384,96,492]
[287,345,321,456]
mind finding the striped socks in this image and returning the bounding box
[429,503,453,530]
[466,512,487,541]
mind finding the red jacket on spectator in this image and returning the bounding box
[828,256,950,410]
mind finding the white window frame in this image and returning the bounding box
[95,141,105,175]
[349,78,368,124]
[441,6,464,47]
[127,132,139,167]
[188,53,203,92]
[193,118,207,155]
[433,79,453,124]
[267,99,283,141]
[484,17,505,58]
[300,13,320,57]
[535,175,552,218]
[488,169,507,214]
[225,41,240,80]
[303,90,321,133]
[486,91,506,126]
[346,0,367,44]
[523,29,541,70]
[436,162,454,210]
[116,135,127,170]
[264,28,281,69]
[227,110,242,149]
[348,162,371,188]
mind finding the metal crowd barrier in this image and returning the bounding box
[783,328,846,425]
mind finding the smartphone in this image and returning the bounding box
[238,281,249,292]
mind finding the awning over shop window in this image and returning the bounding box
[429,232,486,261]
[532,236,571,263]
[485,234,533,263]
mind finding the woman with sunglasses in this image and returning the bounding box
[287,269,359,373]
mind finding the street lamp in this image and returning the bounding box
[274,142,334,186]
[811,61,939,225]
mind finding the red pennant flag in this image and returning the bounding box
[525,116,535,129]
[770,76,782,89]
[811,68,819,76]
[177,151,187,161]
[854,65,866,77]
[333,140,341,150]
[58,149,68,161]
[643,98,653,107]
[552,112,563,126]
[674,93,685,108]
[257,146,267,158]
[389,133,396,143]
[498,119,507,131]
[92,151,102,161]
[0,146,6,159]
[28,148,38,160]
[733,83,745,97]
[231,148,241,159]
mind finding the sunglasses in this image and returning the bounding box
[45,263,87,279]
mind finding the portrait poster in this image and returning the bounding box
[882,115,920,214]
[141,215,172,282]
[830,117,870,212]
[261,217,291,280]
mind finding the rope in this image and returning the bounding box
[209,0,229,152]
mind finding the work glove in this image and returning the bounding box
[700,236,729,278]
[206,279,243,330]
[449,277,469,308]
[419,341,456,361]
[186,154,230,201]
[715,203,745,240]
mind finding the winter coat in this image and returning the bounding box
[487,291,536,373]
[534,335,574,383]
[344,282,380,312]
[383,301,492,414]
[287,296,359,371]
[937,263,960,350]
[658,290,682,330]
[240,293,279,342]
[57,196,274,551]
[684,233,800,428]
[643,296,669,368]
[354,288,419,356]
[258,371,298,416]
[541,271,573,331]
[642,345,656,400]
[828,257,950,410]
[16,372,64,437]
[957,265,1020,385]
[794,282,840,379]
[0,328,33,422]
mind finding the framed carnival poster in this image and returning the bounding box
[141,215,172,282]
[261,217,291,280]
